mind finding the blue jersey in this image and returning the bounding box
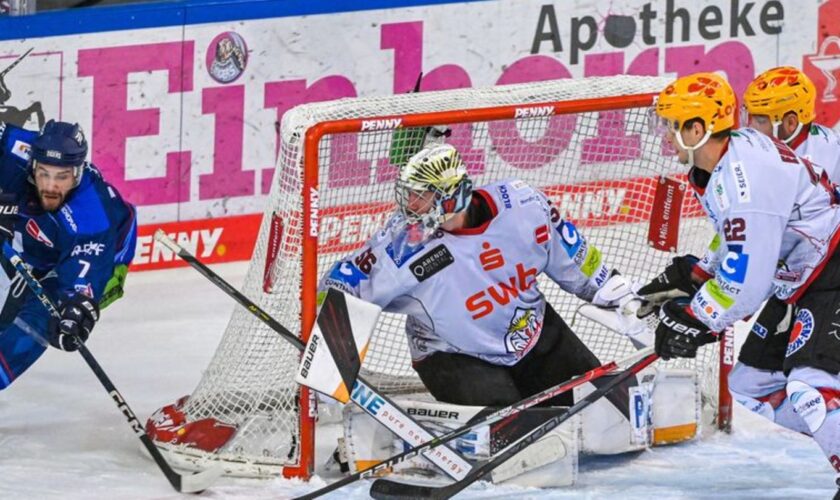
[0,122,137,302]
[0,122,137,389]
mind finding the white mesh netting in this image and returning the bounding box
[153,75,719,477]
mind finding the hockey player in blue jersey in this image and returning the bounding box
[0,120,137,388]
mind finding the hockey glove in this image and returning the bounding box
[590,271,638,309]
[0,193,19,243]
[48,294,100,352]
[636,254,706,317]
[655,298,718,360]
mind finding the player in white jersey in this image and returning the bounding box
[723,67,840,437]
[319,143,636,407]
[641,71,840,491]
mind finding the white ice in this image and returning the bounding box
[0,262,835,499]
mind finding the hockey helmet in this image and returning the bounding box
[654,73,736,163]
[30,120,88,186]
[655,72,737,135]
[743,66,816,142]
[395,143,472,233]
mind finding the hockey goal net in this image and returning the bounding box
[150,75,732,478]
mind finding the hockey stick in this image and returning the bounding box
[0,243,222,493]
[154,230,474,480]
[370,352,659,500]
[296,346,653,499]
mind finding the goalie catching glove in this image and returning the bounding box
[636,255,708,317]
[579,272,654,348]
[48,294,99,351]
[655,298,718,360]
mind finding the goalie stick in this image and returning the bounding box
[369,352,659,500]
[296,346,653,499]
[0,243,222,494]
[154,230,473,481]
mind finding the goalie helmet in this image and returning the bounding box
[30,120,88,186]
[742,66,816,143]
[395,143,472,234]
[654,72,736,164]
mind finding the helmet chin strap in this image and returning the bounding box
[674,129,712,168]
[774,121,804,145]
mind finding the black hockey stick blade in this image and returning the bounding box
[370,353,659,499]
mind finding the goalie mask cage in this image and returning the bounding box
[151,75,733,478]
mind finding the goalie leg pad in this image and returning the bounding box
[576,368,653,454]
[649,368,701,445]
[575,366,702,452]
[342,396,578,487]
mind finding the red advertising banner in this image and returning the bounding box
[132,214,262,271]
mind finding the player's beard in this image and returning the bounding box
[38,189,64,212]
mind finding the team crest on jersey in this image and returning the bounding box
[786,308,814,357]
[504,307,543,355]
[25,219,53,248]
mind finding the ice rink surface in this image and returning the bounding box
[0,262,835,499]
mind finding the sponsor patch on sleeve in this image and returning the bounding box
[386,241,424,267]
[719,245,749,284]
[324,261,368,293]
[730,161,751,204]
[555,220,583,258]
[11,139,31,161]
[580,245,603,278]
[693,285,728,321]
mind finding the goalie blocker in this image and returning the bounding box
[340,365,701,487]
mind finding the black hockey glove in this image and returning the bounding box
[636,254,705,317]
[48,294,100,352]
[0,193,19,243]
[655,299,718,360]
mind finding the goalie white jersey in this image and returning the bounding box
[689,128,840,332]
[319,178,611,366]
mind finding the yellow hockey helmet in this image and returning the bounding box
[743,66,816,125]
[655,72,737,134]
